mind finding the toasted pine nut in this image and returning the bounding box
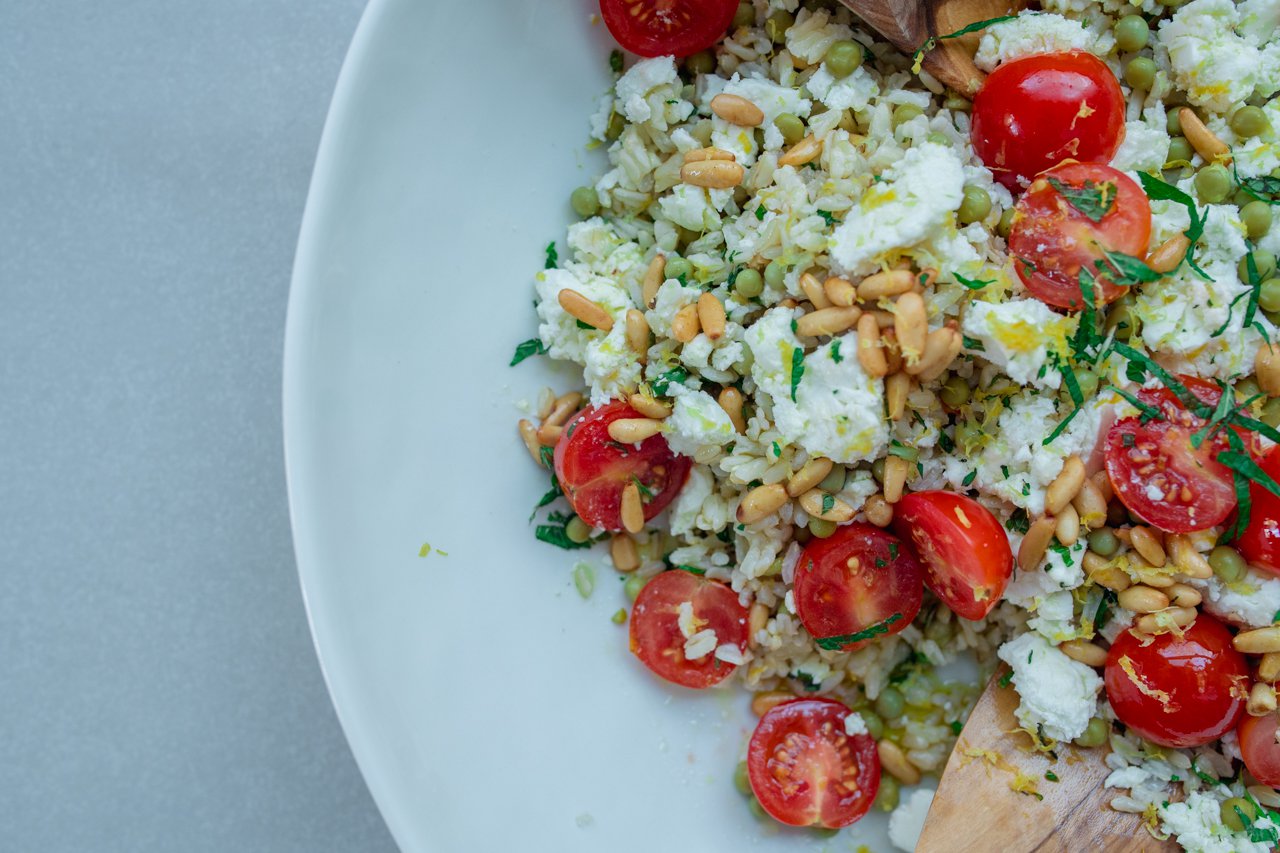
[907,325,961,382]
[1092,470,1114,504]
[558,288,614,331]
[1148,235,1190,274]
[1236,626,1280,655]
[642,254,666,308]
[1258,343,1280,396]
[748,602,769,644]
[893,292,927,363]
[1132,563,1176,588]
[778,134,823,167]
[1249,682,1278,717]
[718,387,747,434]
[1130,526,1167,568]
[628,393,672,419]
[610,533,640,572]
[608,417,664,444]
[797,306,863,337]
[697,292,726,339]
[1060,640,1108,668]
[881,329,904,374]
[518,419,542,463]
[1168,534,1213,579]
[779,298,799,309]
[787,457,835,497]
[1018,516,1057,571]
[1135,606,1197,635]
[626,309,650,359]
[711,93,765,126]
[1167,582,1202,608]
[800,488,855,522]
[886,372,911,421]
[1045,456,1086,516]
[1056,505,1081,546]
[536,423,563,445]
[1250,785,1280,809]
[858,269,917,300]
[738,483,789,524]
[680,159,745,189]
[856,314,888,377]
[1073,479,1108,530]
[864,493,894,527]
[1119,585,1171,614]
[824,276,857,307]
[544,391,584,427]
[683,146,735,163]
[1259,652,1280,683]
[877,739,921,785]
[751,690,794,716]
[536,387,556,421]
[883,455,910,503]
[1179,107,1231,163]
[620,481,644,534]
[1083,553,1132,591]
[797,272,831,309]
[672,303,701,343]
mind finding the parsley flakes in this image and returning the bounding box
[814,613,903,650]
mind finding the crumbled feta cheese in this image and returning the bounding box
[659,183,722,232]
[669,466,715,538]
[614,56,694,130]
[1110,120,1171,173]
[975,13,1094,72]
[962,299,1074,390]
[888,788,936,852]
[1190,568,1280,628]
[843,711,868,736]
[1158,0,1280,113]
[997,633,1102,742]
[805,64,879,112]
[535,267,641,405]
[784,7,853,63]
[1160,791,1277,853]
[664,388,737,457]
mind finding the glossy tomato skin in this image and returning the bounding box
[748,698,880,828]
[1237,446,1280,576]
[1008,163,1151,309]
[600,0,738,58]
[629,570,748,689]
[793,523,923,651]
[891,491,1013,620]
[971,51,1125,189]
[1105,615,1248,748]
[1238,713,1280,787]
[554,401,691,531]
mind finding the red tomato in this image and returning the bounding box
[1104,615,1248,748]
[1237,446,1280,575]
[792,523,923,651]
[1007,163,1152,310]
[747,698,880,828]
[1239,713,1280,787]
[554,401,691,531]
[890,491,1013,621]
[600,0,738,58]
[971,51,1125,190]
[629,569,748,688]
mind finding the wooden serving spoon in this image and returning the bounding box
[916,668,1180,852]
[837,0,1026,95]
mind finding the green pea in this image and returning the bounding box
[605,111,625,140]
[958,185,992,225]
[690,119,714,147]
[685,50,715,77]
[1222,797,1259,832]
[811,826,841,839]
[861,710,885,740]
[1108,295,1137,341]
[1209,545,1248,583]
[1263,397,1280,428]
[1166,108,1183,136]
[1231,105,1271,138]
[1240,250,1279,283]
[1087,528,1120,558]
[570,186,599,218]
[1166,137,1194,165]
[874,774,900,811]
[1114,15,1150,52]
[902,671,939,708]
[809,518,837,538]
[940,374,971,408]
[871,458,886,484]
[1124,57,1157,91]
[943,95,971,113]
[624,574,647,601]
[818,464,846,492]
[1073,717,1110,748]
[1260,278,1280,313]
[825,39,864,78]
[773,112,805,146]
[665,256,693,282]
[566,516,592,544]
[735,268,764,298]
[874,686,905,719]
[1195,163,1232,203]
[997,207,1016,239]
[1073,368,1099,399]
[1244,200,1274,240]
[893,104,924,125]
[763,261,788,291]
[733,760,752,796]
[764,9,793,43]
[1234,187,1257,207]
[733,1,755,28]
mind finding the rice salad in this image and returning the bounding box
[513,0,1280,849]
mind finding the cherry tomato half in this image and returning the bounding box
[890,491,1013,621]
[1239,713,1280,787]
[1007,163,1152,310]
[1104,614,1248,748]
[554,401,691,531]
[600,0,738,58]
[747,698,880,829]
[971,51,1125,190]
[793,523,923,651]
[629,569,748,689]
[1237,446,1280,576]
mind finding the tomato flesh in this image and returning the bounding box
[971,51,1125,189]
[1007,163,1151,310]
[1238,446,1280,576]
[629,570,748,688]
[554,401,691,531]
[600,0,738,58]
[1104,615,1248,748]
[793,523,923,651]
[1239,713,1280,787]
[747,698,880,828]
[890,491,1013,621]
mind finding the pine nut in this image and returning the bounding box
[751,690,794,716]
[1073,479,1108,530]
[626,309,650,359]
[536,387,556,421]
[1084,553,1132,591]
[518,418,542,464]
[680,159,745,189]
[1045,456,1086,516]
[778,135,823,167]
[1135,606,1196,635]
[1249,683,1278,717]
[1250,785,1280,809]
[1130,526,1167,568]
[779,298,799,309]
[1259,653,1280,683]
[1056,505,1081,546]
[800,488,855,522]
[881,329,904,374]
[544,391,584,427]
[787,457,834,497]
[877,739,921,785]
[857,269,917,300]
[883,455,910,503]
[558,288,614,331]
[1168,535,1213,579]
[711,93,765,126]
[1258,343,1280,396]
[856,314,888,377]
[1236,626,1280,655]
[610,533,640,572]
[864,493,894,527]
[894,292,927,361]
[718,387,747,433]
[621,481,644,534]
[536,423,563,445]
[642,254,666,308]
[672,303,701,343]
[608,417,664,444]
[697,292,726,340]
[683,146,735,163]
[628,393,672,419]
[1167,582,1202,608]
[1119,585,1171,614]
[824,276,857,307]
[738,483,789,524]
[907,325,961,382]
[1148,235,1190,274]
[748,602,769,644]
[1060,640,1108,668]
[797,306,862,337]
[1132,563,1176,589]
[886,372,911,421]
[869,310,896,329]
[1178,107,1231,164]
[1092,470,1114,503]
[1018,516,1057,571]
[797,272,831,309]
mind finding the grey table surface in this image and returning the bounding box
[2,2,398,850]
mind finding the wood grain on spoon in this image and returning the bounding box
[916,668,1180,853]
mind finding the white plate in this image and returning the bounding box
[284,1,895,850]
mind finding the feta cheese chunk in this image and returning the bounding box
[664,388,736,457]
[962,299,1074,389]
[1158,0,1280,113]
[535,267,641,405]
[1110,120,1171,173]
[888,788,936,852]
[975,13,1095,72]
[1189,568,1280,629]
[614,56,694,130]
[997,632,1102,742]
[1160,791,1278,853]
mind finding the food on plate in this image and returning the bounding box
[514,0,1280,848]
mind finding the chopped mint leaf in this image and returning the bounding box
[816,209,840,227]
[955,273,994,290]
[1047,177,1116,223]
[998,669,1013,688]
[1042,407,1080,445]
[790,346,805,402]
[536,522,592,550]
[962,470,977,487]
[814,613,903,650]
[950,720,963,735]
[1045,771,1059,782]
[830,339,843,363]
[1095,249,1163,288]
[755,204,767,221]
[608,49,623,74]
[510,338,547,366]
[544,241,559,269]
[962,334,985,352]
[821,493,835,514]
[631,475,655,502]
[1137,172,1209,279]
[651,366,690,396]
[538,445,555,469]
[674,564,706,575]
[1005,509,1030,535]
[771,441,783,458]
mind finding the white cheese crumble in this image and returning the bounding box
[664,388,737,458]
[1110,120,1172,173]
[997,632,1102,742]
[1160,791,1278,853]
[843,711,868,737]
[535,267,641,405]
[974,13,1095,72]
[1158,0,1280,113]
[962,299,1074,390]
[888,788,936,852]
[1189,568,1280,629]
[614,56,694,130]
